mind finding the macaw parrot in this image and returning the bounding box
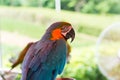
[12,22,75,80]
[10,40,71,70]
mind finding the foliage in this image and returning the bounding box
[0,0,120,14]
[15,74,21,80]
[61,48,107,80]
[1,44,21,68]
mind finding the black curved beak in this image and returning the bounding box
[65,28,75,42]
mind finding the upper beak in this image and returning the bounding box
[66,28,75,42]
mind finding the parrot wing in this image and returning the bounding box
[21,39,67,80]
[11,42,34,70]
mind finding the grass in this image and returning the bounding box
[0,6,120,36]
[0,18,46,39]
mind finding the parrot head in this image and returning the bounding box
[46,22,75,42]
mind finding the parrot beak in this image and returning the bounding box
[65,28,75,42]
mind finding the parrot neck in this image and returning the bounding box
[50,29,64,41]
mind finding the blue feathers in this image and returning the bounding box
[21,39,67,80]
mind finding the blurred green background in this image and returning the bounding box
[0,0,120,80]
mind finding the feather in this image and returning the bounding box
[21,39,67,80]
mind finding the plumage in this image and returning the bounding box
[10,40,71,71]
[19,22,75,80]
[21,40,66,80]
